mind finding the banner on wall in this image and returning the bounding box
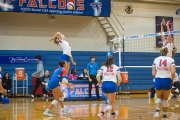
[0,0,111,17]
[0,56,37,64]
[155,16,173,48]
[61,84,105,99]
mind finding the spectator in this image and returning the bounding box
[68,68,78,80]
[41,70,51,100]
[2,72,12,96]
[86,56,101,101]
[31,55,44,98]
[78,69,88,80]
[79,69,88,77]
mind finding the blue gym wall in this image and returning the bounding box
[1,50,179,93]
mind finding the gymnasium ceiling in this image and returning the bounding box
[113,0,180,5]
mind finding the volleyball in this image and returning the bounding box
[67,2,74,10]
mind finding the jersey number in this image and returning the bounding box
[107,67,113,72]
[159,59,167,67]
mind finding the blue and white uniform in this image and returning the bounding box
[153,56,175,90]
[163,41,174,58]
[46,67,67,91]
[59,40,72,62]
[99,64,120,93]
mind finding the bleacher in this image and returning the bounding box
[0,50,179,93]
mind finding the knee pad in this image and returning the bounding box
[105,105,112,111]
[59,97,64,101]
[51,100,58,106]
[156,98,162,104]
[162,100,169,107]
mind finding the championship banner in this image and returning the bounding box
[0,56,37,64]
[0,0,111,17]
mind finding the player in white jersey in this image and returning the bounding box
[96,55,122,120]
[152,47,176,119]
[50,32,76,75]
[161,20,176,58]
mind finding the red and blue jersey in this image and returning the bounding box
[47,67,67,89]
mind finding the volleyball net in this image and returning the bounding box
[111,30,180,68]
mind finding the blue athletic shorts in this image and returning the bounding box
[46,81,59,91]
[102,81,117,93]
[155,78,172,90]
[46,84,52,91]
[60,54,70,62]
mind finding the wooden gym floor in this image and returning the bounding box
[0,94,180,120]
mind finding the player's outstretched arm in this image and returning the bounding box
[166,20,170,32]
[161,22,165,42]
[171,64,176,84]
[117,71,122,86]
[166,20,172,43]
[49,32,61,41]
[70,55,76,66]
[152,66,156,76]
[96,71,102,85]
[49,32,61,45]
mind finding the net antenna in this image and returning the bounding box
[110,37,123,68]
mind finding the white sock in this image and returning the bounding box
[47,108,50,111]
[156,108,160,110]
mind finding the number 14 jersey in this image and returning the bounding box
[153,56,175,78]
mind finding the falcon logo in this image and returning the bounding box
[90,2,102,16]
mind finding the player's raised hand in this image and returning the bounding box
[166,20,170,26]
[49,37,54,41]
[161,22,163,26]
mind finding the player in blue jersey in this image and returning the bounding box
[43,60,73,117]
